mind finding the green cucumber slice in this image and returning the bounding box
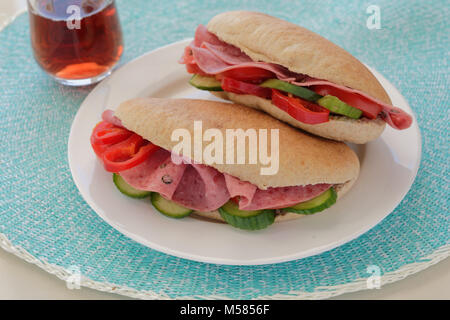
[219,201,275,230]
[317,95,362,119]
[151,193,192,219]
[282,187,337,215]
[113,173,151,198]
[189,74,223,91]
[221,201,264,217]
[260,79,322,102]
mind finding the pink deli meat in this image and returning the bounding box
[171,164,230,212]
[119,150,230,212]
[102,110,124,128]
[102,111,330,212]
[182,25,412,129]
[224,174,330,210]
[119,149,187,200]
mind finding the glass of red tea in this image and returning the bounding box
[28,0,123,86]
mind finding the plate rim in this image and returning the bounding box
[68,39,422,265]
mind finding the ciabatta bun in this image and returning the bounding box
[114,97,359,190]
[207,11,391,104]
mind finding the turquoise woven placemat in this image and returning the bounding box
[0,0,448,299]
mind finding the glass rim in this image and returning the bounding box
[27,0,115,19]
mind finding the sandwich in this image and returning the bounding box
[90,97,359,230]
[179,11,412,144]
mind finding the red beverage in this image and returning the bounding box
[28,0,123,85]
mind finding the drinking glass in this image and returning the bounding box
[28,0,123,86]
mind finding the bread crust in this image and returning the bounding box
[115,97,360,190]
[207,11,391,105]
[212,91,385,144]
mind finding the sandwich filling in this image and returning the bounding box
[92,110,333,213]
[180,25,412,130]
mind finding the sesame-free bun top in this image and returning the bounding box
[114,98,359,190]
[207,11,391,105]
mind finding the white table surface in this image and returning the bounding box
[1,0,449,300]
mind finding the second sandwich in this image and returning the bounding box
[180,11,413,144]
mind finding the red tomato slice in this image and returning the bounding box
[221,77,272,99]
[219,67,275,83]
[272,89,329,124]
[92,125,132,145]
[91,121,133,157]
[313,85,382,119]
[91,136,111,158]
[91,122,115,157]
[90,121,160,172]
[101,134,160,172]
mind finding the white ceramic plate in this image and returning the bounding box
[68,39,421,265]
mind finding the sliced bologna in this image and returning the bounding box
[225,174,331,210]
[102,109,124,128]
[119,149,187,199]
[172,164,230,212]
